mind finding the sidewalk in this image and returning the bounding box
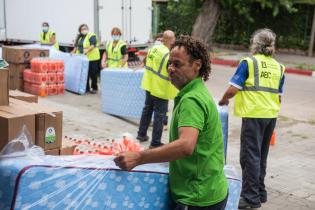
[211,48,315,77]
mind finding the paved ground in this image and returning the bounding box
[40,63,315,210]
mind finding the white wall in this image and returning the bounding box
[98,0,152,45]
[5,0,95,45]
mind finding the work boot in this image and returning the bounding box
[260,196,267,203]
[136,135,149,142]
[238,197,261,209]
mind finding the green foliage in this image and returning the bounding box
[213,4,313,50]
[158,0,203,35]
[157,0,314,50]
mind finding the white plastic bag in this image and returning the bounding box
[0,125,44,158]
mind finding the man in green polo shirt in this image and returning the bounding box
[114,35,228,210]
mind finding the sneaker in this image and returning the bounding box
[90,90,97,94]
[238,197,261,209]
[136,135,149,142]
[149,143,164,149]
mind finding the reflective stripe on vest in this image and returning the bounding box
[144,52,170,81]
[40,30,59,50]
[234,54,284,118]
[106,40,127,68]
[76,32,100,61]
[141,44,178,100]
[243,56,283,93]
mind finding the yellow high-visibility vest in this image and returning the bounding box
[141,44,178,100]
[234,54,285,118]
[40,29,59,50]
[105,40,128,68]
[76,32,100,61]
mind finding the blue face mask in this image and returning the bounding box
[112,35,120,41]
[42,26,49,33]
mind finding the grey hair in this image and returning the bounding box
[250,28,276,56]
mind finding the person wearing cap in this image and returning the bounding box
[219,28,286,209]
[101,27,128,68]
[40,22,59,50]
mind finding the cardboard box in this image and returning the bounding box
[60,146,75,155]
[0,104,36,151]
[2,46,7,60]
[8,63,29,90]
[45,148,60,155]
[3,46,49,64]
[9,63,29,78]
[10,98,62,150]
[0,69,9,105]
[9,90,38,103]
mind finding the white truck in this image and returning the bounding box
[0,0,152,48]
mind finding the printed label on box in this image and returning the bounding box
[45,127,56,144]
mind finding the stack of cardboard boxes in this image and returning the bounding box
[2,46,49,91]
[0,67,64,155]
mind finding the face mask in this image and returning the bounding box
[112,35,120,41]
[81,30,88,35]
[154,40,162,45]
[42,27,49,33]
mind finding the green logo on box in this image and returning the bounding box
[45,127,56,144]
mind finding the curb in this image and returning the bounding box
[211,58,314,77]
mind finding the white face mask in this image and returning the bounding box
[42,26,49,32]
[81,30,88,35]
[112,35,120,41]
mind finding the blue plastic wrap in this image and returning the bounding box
[50,51,89,95]
[101,68,146,119]
[23,44,89,95]
[218,106,229,160]
[0,157,240,210]
[0,127,240,210]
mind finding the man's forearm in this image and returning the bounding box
[139,139,191,165]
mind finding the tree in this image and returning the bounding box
[191,0,298,44]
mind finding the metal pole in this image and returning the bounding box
[308,6,315,57]
[94,0,100,41]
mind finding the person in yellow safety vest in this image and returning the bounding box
[219,28,286,209]
[136,30,178,149]
[101,27,128,69]
[71,24,100,94]
[40,22,59,50]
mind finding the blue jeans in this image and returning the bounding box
[138,91,168,146]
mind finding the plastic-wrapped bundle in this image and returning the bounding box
[23,44,89,95]
[101,69,146,119]
[0,127,240,210]
[217,105,229,160]
[49,51,89,95]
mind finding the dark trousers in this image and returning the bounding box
[174,193,228,210]
[86,60,99,92]
[240,118,277,205]
[138,91,168,146]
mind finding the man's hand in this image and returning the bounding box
[114,151,142,171]
[219,98,229,106]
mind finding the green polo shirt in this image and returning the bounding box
[169,77,228,206]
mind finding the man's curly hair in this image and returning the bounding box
[171,35,211,81]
